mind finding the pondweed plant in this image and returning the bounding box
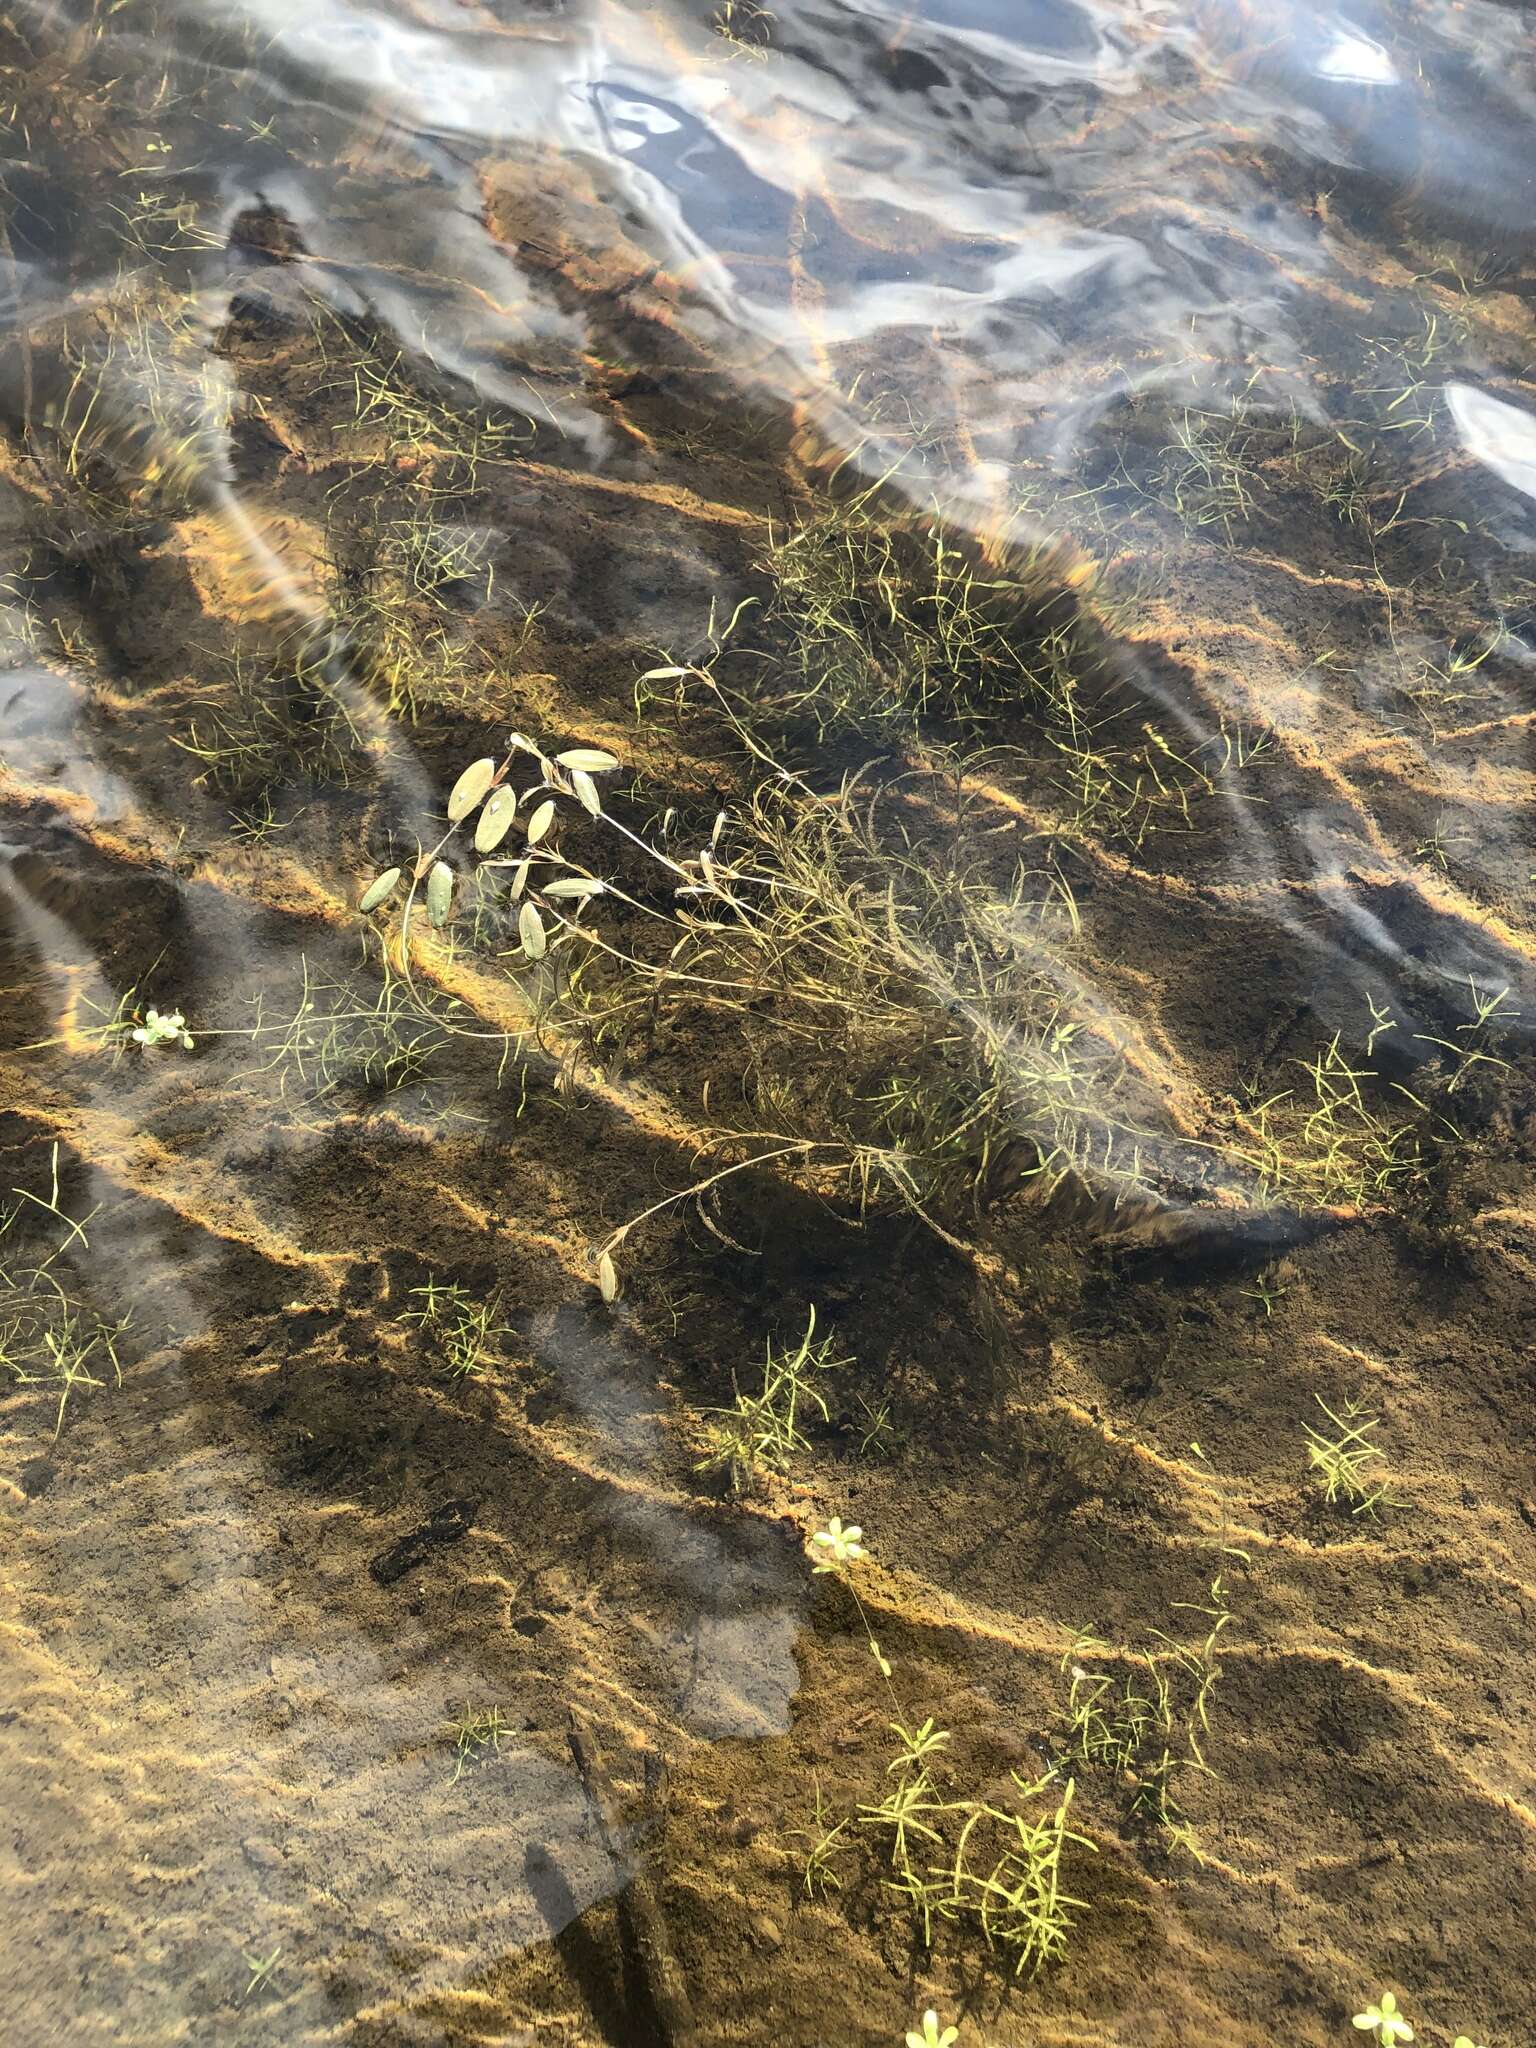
[174,642,366,799]
[1414,979,1516,1094]
[239,1946,283,2005]
[700,1305,848,1488]
[445,1703,509,1782]
[750,491,1228,850]
[333,340,532,491]
[353,700,1230,1291]
[0,1146,129,1439]
[1060,1575,1232,1860]
[1304,1397,1392,1516]
[1235,1035,1425,1211]
[325,510,507,723]
[401,1280,508,1380]
[711,0,775,57]
[243,956,455,1111]
[799,1521,1094,1978]
[1147,401,1268,540]
[347,680,1439,1297]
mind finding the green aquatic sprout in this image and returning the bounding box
[447,1703,508,1783]
[131,1005,195,1050]
[906,2014,958,2048]
[700,1306,848,1487]
[0,1148,129,1439]
[1452,2035,1487,2048]
[1060,1574,1231,1858]
[1304,1396,1391,1515]
[240,1945,282,2003]
[1353,1992,1414,2044]
[401,1281,507,1379]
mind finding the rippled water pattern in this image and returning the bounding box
[2,0,1535,2043]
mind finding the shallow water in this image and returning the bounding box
[2,1,1535,2043]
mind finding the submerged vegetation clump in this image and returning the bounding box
[401,1280,509,1380]
[1060,1574,1232,1860]
[0,1148,128,1440]
[1,42,1530,2031]
[700,1305,848,1489]
[748,489,1228,850]
[801,1525,1095,1979]
[1304,1397,1393,1517]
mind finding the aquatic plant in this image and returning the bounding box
[0,1147,129,1440]
[173,642,365,799]
[446,1703,508,1782]
[1353,1991,1415,2044]
[748,499,1224,849]
[711,0,775,57]
[401,1281,508,1380]
[130,1004,194,1050]
[838,1722,1091,1977]
[1148,399,1268,541]
[701,1306,848,1488]
[1304,1398,1392,1516]
[239,1946,283,2004]
[1414,979,1516,1094]
[1235,1035,1423,1211]
[801,1524,1094,1976]
[1060,1574,1231,1859]
[810,1517,866,1572]
[358,720,1126,1290]
[242,956,455,1112]
[906,2014,958,2048]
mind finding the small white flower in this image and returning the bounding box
[1353,1992,1414,2045]
[132,1006,195,1051]
[906,2013,958,2048]
[809,1516,866,1572]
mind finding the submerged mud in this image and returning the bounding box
[3,1,1536,2044]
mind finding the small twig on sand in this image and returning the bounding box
[567,1706,695,2047]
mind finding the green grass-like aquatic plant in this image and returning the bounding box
[700,1305,848,1488]
[1304,1396,1392,1515]
[0,1146,129,1440]
[402,1280,509,1379]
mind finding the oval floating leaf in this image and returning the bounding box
[509,858,531,901]
[474,784,518,853]
[598,1251,620,1304]
[359,866,401,914]
[555,747,620,774]
[426,860,454,928]
[518,900,547,958]
[570,769,601,817]
[447,757,497,823]
[525,798,556,846]
[543,877,604,900]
